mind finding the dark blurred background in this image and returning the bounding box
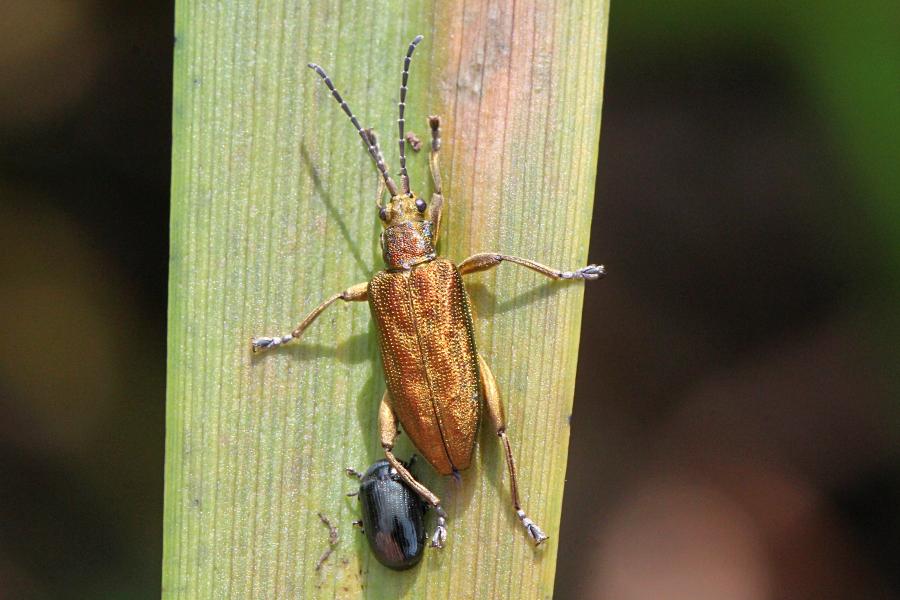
[1,1,897,598]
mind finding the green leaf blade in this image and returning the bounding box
[165,1,608,597]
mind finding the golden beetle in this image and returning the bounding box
[252,35,604,548]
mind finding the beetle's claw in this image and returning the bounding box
[517,510,549,545]
[251,334,292,353]
[571,264,606,280]
[430,516,447,549]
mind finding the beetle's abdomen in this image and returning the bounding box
[369,258,480,475]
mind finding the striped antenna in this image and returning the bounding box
[307,63,400,197]
[398,35,424,194]
[363,128,391,197]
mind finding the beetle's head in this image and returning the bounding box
[378,191,428,226]
[379,192,435,270]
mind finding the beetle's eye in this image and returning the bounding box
[379,207,388,221]
[415,198,427,213]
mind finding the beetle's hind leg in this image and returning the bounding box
[378,391,449,549]
[478,354,549,545]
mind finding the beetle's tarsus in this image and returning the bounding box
[525,522,548,545]
[250,337,272,352]
[562,264,606,280]
[430,515,447,549]
[517,510,549,545]
[250,334,293,352]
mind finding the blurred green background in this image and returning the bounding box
[0,1,897,598]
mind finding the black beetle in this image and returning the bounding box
[348,459,427,570]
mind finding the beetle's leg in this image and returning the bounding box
[477,354,549,545]
[458,253,606,281]
[426,116,445,245]
[251,281,368,352]
[378,391,449,549]
[345,467,362,496]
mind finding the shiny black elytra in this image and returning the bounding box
[348,459,427,570]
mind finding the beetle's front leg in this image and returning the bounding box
[426,116,445,245]
[478,354,549,545]
[378,392,449,549]
[251,281,368,352]
[458,253,605,281]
